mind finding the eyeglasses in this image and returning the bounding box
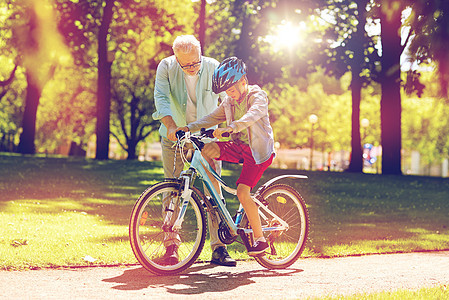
[177,58,202,70]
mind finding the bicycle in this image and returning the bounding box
[129,129,309,275]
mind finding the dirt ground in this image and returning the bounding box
[1,251,448,299]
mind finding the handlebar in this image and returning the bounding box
[201,128,230,138]
[176,130,186,139]
[176,128,230,141]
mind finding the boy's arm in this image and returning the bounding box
[229,89,268,133]
[187,103,227,133]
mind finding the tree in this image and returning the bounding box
[9,0,62,154]
[407,0,449,100]
[95,0,114,160]
[198,0,206,54]
[317,0,378,173]
[345,0,370,173]
[108,1,185,159]
[205,0,320,85]
[35,66,96,154]
[377,1,405,175]
[368,0,449,175]
[56,0,116,159]
[56,0,194,159]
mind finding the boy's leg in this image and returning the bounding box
[202,143,223,195]
[233,148,274,256]
[236,184,263,239]
[204,159,227,251]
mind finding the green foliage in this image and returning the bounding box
[36,66,96,152]
[204,0,324,86]
[402,70,449,165]
[0,0,449,164]
[406,0,449,98]
[317,0,380,82]
[0,2,24,149]
[359,83,381,147]
[108,0,191,158]
[267,69,352,151]
[0,63,26,142]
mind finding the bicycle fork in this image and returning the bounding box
[161,168,199,234]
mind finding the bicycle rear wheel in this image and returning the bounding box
[129,181,207,275]
[255,184,309,269]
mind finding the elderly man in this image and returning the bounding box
[152,35,236,267]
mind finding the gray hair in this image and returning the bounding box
[172,35,201,56]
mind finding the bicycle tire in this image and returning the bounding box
[254,184,309,269]
[129,181,207,275]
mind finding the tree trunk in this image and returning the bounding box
[198,0,206,54]
[380,5,403,175]
[95,1,114,160]
[17,72,41,154]
[234,0,253,81]
[346,0,368,173]
[346,76,363,172]
[127,141,137,160]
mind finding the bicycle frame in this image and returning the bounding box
[172,131,294,239]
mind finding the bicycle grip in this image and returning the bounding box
[176,130,185,139]
[201,128,215,138]
[200,128,230,138]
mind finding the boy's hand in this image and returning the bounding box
[213,126,233,139]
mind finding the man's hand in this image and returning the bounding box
[168,126,189,141]
[167,126,179,141]
[213,126,233,139]
[161,116,179,141]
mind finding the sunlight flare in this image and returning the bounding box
[267,20,307,52]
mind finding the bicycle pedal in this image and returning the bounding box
[250,252,267,258]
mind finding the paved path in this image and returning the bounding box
[1,251,448,299]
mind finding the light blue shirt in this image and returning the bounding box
[152,55,225,138]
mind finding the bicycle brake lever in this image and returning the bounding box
[200,128,215,139]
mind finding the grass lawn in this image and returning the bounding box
[322,285,448,299]
[1,153,448,270]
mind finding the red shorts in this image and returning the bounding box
[215,141,274,189]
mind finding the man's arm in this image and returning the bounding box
[152,59,177,130]
[161,116,179,141]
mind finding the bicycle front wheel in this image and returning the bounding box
[129,181,207,275]
[255,184,309,269]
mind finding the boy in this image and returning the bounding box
[179,57,276,255]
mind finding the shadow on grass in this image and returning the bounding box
[0,154,167,225]
[103,264,303,294]
[1,153,449,260]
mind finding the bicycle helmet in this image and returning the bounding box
[212,57,247,93]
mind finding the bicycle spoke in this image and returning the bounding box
[254,184,309,269]
[129,182,207,275]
